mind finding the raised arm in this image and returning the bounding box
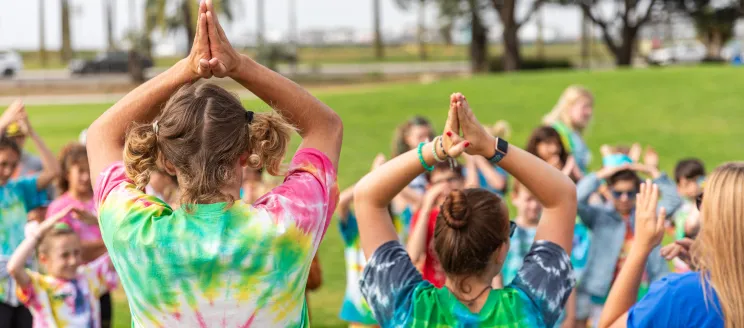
[452,93,577,252]
[406,183,449,264]
[354,105,468,258]
[203,0,342,168]
[7,206,73,288]
[599,182,666,328]
[87,2,212,184]
[0,100,25,130]
[336,184,356,223]
[16,114,60,190]
[473,155,506,191]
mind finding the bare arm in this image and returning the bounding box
[336,184,356,223]
[203,1,342,168]
[87,4,211,185]
[599,182,666,328]
[81,240,108,263]
[22,123,60,190]
[8,207,73,288]
[406,185,446,264]
[473,155,506,191]
[462,154,480,189]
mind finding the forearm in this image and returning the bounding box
[598,246,651,328]
[336,185,356,220]
[576,173,601,204]
[232,55,339,138]
[81,240,108,263]
[7,236,38,287]
[88,60,195,151]
[28,130,61,182]
[475,157,506,190]
[406,202,434,262]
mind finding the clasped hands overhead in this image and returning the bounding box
[186,0,242,80]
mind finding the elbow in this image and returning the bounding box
[353,176,375,208]
[6,261,19,279]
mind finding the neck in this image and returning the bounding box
[515,215,538,228]
[444,276,492,313]
[70,188,92,201]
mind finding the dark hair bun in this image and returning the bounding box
[441,190,470,230]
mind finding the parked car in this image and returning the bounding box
[646,42,706,66]
[0,50,23,78]
[69,51,153,75]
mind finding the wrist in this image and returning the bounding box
[629,242,655,256]
[176,59,200,82]
[481,137,498,159]
[232,55,256,80]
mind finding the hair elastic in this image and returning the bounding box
[246,111,254,124]
[152,120,159,135]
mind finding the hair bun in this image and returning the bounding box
[441,190,470,230]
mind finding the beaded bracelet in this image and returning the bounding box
[431,136,446,162]
[417,142,434,172]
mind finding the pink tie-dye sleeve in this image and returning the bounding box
[254,148,339,243]
[94,162,131,212]
[82,253,118,297]
[15,270,41,309]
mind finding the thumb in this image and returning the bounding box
[209,58,228,76]
[447,139,470,157]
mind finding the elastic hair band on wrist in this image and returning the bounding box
[418,142,434,172]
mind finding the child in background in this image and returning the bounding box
[7,207,117,328]
[390,116,436,243]
[498,181,541,286]
[45,142,115,328]
[670,159,705,273]
[465,120,510,196]
[0,101,61,327]
[407,161,472,288]
[576,158,681,325]
[543,85,594,175]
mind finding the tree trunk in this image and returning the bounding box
[183,0,194,55]
[39,0,47,67]
[60,0,73,62]
[417,0,427,60]
[470,8,488,73]
[373,0,384,59]
[105,0,116,51]
[502,21,521,71]
[257,0,265,50]
[129,50,145,83]
[536,7,544,60]
[580,11,590,68]
[614,26,636,66]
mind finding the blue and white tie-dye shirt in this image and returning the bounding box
[360,240,575,327]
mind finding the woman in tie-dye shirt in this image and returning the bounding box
[354,93,577,327]
[85,2,342,327]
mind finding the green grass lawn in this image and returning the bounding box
[20,65,743,327]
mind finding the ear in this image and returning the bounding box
[239,153,250,167]
[162,160,177,176]
[39,253,49,265]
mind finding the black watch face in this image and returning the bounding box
[496,138,509,154]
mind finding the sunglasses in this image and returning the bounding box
[611,190,637,199]
[509,221,517,237]
[696,193,704,211]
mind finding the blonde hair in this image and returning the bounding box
[693,162,744,328]
[542,85,593,133]
[488,120,511,139]
[124,83,296,207]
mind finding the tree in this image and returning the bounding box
[105,0,116,51]
[434,0,490,72]
[667,0,741,59]
[145,0,236,56]
[395,0,429,60]
[565,0,659,66]
[60,0,73,62]
[490,0,545,71]
[373,0,385,59]
[39,0,47,67]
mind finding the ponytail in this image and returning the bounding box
[124,122,159,191]
[246,112,295,176]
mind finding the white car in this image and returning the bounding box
[647,42,706,66]
[0,50,23,78]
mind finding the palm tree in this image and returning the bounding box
[60,0,73,62]
[39,0,47,67]
[373,0,384,59]
[105,0,116,50]
[145,0,237,56]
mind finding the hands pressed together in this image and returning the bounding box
[439,93,498,161]
[186,0,243,80]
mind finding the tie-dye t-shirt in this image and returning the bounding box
[0,175,44,306]
[16,254,118,328]
[47,193,102,244]
[360,240,575,327]
[94,149,338,328]
[501,225,538,285]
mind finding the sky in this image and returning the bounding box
[0,0,590,52]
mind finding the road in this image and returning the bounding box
[7,61,470,83]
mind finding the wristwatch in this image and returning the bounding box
[488,138,509,164]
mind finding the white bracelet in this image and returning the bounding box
[431,136,446,162]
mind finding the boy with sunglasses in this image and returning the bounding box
[575,161,682,325]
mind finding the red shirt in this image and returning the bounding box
[410,208,446,287]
